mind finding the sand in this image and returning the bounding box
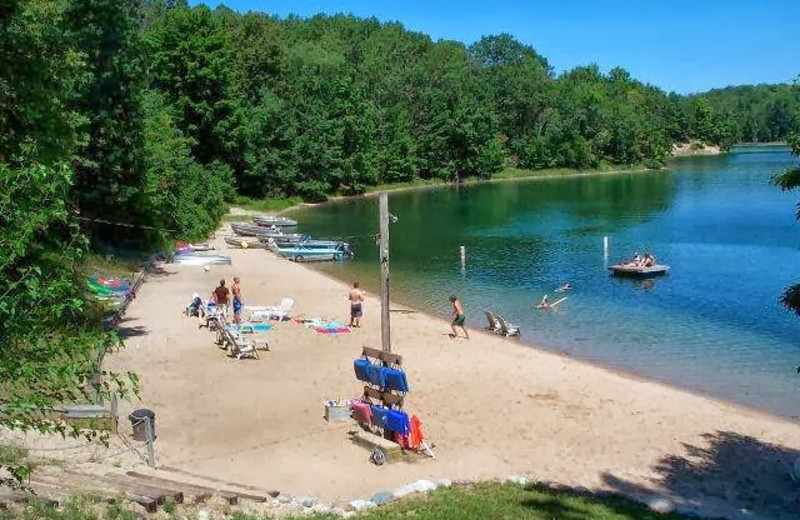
[102,229,800,519]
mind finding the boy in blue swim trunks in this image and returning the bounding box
[232,276,243,325]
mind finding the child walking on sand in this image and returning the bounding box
[448,295,469,340]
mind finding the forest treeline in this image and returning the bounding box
[4,0,800,243]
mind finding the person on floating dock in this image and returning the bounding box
[449,295,469,340]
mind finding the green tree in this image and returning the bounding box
[145,5,241,169]
[773,133,800,314]
[141,92,233,241]
[0,162,136,485]
[0,0,80,165]
[65,0,149,244]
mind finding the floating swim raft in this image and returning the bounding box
[608,264,670,277]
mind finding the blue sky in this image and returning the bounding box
[192,1,798,94]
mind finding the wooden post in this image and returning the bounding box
[110,393,119,434]
[460,246,466,270]
[144,416,155,468]
[379,193,391,353]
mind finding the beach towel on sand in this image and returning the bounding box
[295,318,351,334]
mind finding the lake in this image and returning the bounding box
[290,147,800,418]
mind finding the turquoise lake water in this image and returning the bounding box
[290,147,800,418]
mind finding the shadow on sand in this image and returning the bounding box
[115,316,149,339]
[601,430,800,520]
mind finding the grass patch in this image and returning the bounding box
[361,164,654,195]
[230,195,302,214]
[0,442,30,469]
[363,178,449,194]
[293,482,693,520]
[81,253,141,280]
[0,483,700,520]
[0,496,141,520]
[492,163,652,181]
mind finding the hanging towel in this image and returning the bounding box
[408,415,424,449]
[383,367,409,393]
[350,399,372,425]
[370,405,389,430]
[353,358,372,383]
[385,409,411,435]
[366,363,386,388]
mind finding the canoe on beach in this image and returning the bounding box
[224,236,268,249]
[608,264,670,277]
[172,253,232,266]
[252,214,298,227]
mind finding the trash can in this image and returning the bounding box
[129,409,156,442]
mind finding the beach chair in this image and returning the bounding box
[497,316,521,337]
[218,325,268,360]
[199,300,224,330]
[248,297,295,321]
[484,311,501,333]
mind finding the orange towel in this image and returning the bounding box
[408,415,424,449]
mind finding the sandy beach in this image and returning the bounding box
[103,229,800,519]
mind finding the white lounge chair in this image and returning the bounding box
[484,311,502,333]
[497,316,521,337]
[248,297,295,321]
[198,300,225,329]
[218,325,268,360]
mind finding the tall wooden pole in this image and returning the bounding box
[379,193,391,353]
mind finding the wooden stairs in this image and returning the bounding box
[1,465,280,514]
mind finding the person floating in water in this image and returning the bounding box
[555,282,572,293]
[448,295,469,339]
[537,294,550,309]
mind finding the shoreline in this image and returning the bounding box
[270,165,663,215]
[304,261,799,425]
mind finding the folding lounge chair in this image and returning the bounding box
[199,301,224,330]
[219,326,268,360]
[484,311,502,333]
[248,297,295,322]
[497,316,521,337]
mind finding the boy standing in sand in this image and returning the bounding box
[448,295,469,339]
[349,282,363,328]
[232,276,243,325]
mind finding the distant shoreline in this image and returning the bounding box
[272,164,662,215]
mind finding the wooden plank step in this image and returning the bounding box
[25,482,154,513]
[0,490,59,508]
[109,473,210,504]
[30,474,160,512]
[67,472,182,505]
[157,466,276,500]
[30,481,157,513]
[125,472,237,505]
